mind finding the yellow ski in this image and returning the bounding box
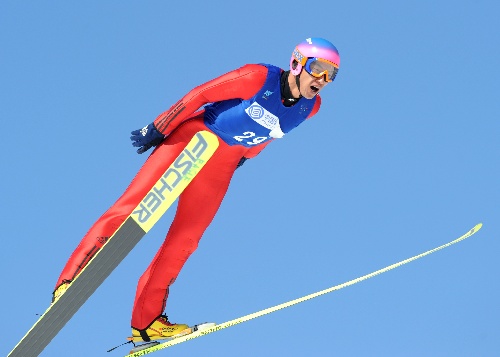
[126,223,482,356]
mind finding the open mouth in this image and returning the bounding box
[311,85,319,93]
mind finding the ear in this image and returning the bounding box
[290,58,302,76]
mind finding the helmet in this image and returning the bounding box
[290,37,340,78]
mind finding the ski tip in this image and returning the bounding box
[472,223,483,233]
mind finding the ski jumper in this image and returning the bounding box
[55,64,322,330]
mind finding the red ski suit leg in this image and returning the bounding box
[54,118,208,288]
[130,118,248,329]
[54,115,250,329]
[53,137,190,287]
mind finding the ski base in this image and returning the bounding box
[8,131,219,357]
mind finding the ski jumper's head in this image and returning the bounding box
[289,37,340,99]
[290,37,340,82]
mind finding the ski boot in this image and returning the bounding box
[129,315,190,342]
[52,280,71,303]
[127,320,217,354]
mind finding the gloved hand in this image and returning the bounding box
[130,123,165,154]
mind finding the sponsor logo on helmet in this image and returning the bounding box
[293,48,304,63]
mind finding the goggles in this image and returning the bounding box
[303,57,339,82]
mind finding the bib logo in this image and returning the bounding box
[246,103,265,120]
[131,132,210,226]
[245,102,279,129]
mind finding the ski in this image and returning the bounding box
[123,223,483,356]
[127,323,216,356]
[8,131,219,357]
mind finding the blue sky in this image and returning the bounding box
[1,1,499,356]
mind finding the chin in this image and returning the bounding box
[302,92,318,99]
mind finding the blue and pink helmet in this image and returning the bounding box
[290,37,340,81]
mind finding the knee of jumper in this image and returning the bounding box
[167,236,200,261]
[181,237,200,257]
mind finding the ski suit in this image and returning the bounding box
[55,63,322,330]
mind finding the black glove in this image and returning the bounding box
[130,122,165,154]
